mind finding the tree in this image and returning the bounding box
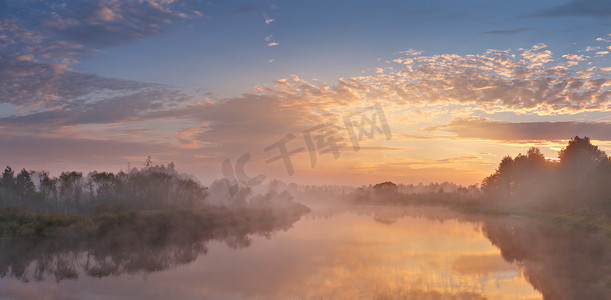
[373,181,398,194]
[15,169,36,202]
[559,136,608,170]
[482,148,553,201]
[1,166,16,205]
[59,171,83,211]
[90,171,119,202]
[527,147,546,163]
[1,166,15,191]
[39,171,58,207]
[482,156,515,198]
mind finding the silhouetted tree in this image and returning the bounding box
[482,137,610,210]
[39,171,58,207]
[482,147,554,202]
[145,156,152,168]
[481,156,515,199]
[1,166,15,205]
[373,181,398,194]
[15,169,36,203]
[59,171,83,211]
[0,161,209,212]
[526,147,546,163]
[559,136,608,170]
[90,172,119,202]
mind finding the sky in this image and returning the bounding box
[0,0,610,186]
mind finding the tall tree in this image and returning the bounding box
[15,169,36,203]
[559,136,608,170]
[39,171,58,207]
[1,166,16,204]
[59,171,83,211]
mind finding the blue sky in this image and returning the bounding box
[66,0,610,96]
[0,0,609,185]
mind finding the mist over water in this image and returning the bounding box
[1,147,609,299]
[2,203,606,299]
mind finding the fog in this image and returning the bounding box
[0,137,609,299]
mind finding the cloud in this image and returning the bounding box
[0,133,189,165]
[250,43,610,114]
[521,43,553,67]
[425,117,611,141]
[0,0,282,79]
[562,54,585,61]
[0,25,609,182]
[265,35,279,47]
[0,1,208,122]
[481,28,532,36]
[0,59,157,107]
[0,86,189,129]
[585,46,600,51]
[538,0,611,18]
[0,1,205,64]
[2,41,608,154]
[144,92,334,158]
[399,49,423,56]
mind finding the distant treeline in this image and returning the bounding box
[347,181,480,206]
[481,136,610,213]
[331,136,610,215]
[0,162,208,213]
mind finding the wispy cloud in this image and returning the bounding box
[481,28,532,36]
[3,41,609,151]
[1,1,205,58]
[1,7,609,183]
[265,35,279,47]
[399,49,423,56]
[425,118,611,141]
[249,43,610,114]
[537,0,611,18]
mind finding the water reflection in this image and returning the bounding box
[482,216,610,300]
[0,213,293,283]
[0,205,607,299]
[307,205,610,299]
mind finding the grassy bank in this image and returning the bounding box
[0,203,311,238]
[454,202,611,238]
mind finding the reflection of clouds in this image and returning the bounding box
[196,211,541,299]
[451,254,516,274]
[275,215,530,299]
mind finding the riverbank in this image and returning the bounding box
[347,193,611,238]
[453,202,611,238]
[0,202,311,238]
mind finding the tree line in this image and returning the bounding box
[481,136,611,212]
[0,161,208,213]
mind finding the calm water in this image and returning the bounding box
[1,205,607,299]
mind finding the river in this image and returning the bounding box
[0,205,609,299]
